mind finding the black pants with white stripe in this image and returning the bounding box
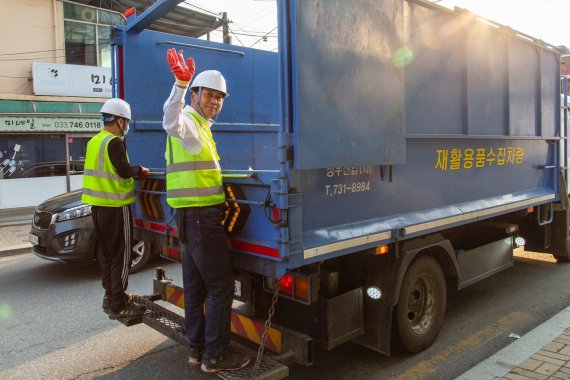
[92,205,132,312]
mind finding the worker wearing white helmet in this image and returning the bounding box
[83,97,149,320]
[162,48,250,374]
[100,97,132,121]
[190,69,227,119]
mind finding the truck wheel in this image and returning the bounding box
[129,239,151,273]
[395,255,446,353]
[553,237,570,262]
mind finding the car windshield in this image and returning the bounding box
[11,161,84,178]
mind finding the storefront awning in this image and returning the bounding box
[0,99,102,116]
[70,0,225,38]
[0,99,103,133]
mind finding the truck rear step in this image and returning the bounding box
[130,295,289,380]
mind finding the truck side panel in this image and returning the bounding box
[285,0,561,268]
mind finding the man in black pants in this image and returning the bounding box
[82,98,149,319]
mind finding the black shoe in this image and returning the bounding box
[109,300,146,320]
[102,294,112,312]
[200,350,250,373]
[187,347,203,366]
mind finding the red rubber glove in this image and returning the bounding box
[167,48,195,88]
[137,166,150,179]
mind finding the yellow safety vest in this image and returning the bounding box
[165,111,224,208]
[82,130,135,206]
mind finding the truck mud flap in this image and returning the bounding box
[130,295,289,380]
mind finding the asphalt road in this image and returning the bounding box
[1,248,570,379]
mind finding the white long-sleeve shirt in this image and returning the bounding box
[162,84,214,154]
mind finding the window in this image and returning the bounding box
[63,2,126,67]
[0,135,90,180]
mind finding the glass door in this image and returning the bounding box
[0,133,95,209]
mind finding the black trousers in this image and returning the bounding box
[92,205,133,311]
[176,205,234,358]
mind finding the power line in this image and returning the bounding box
[231,31,276,38]
[0,48,66,57]
[0,50,107,62]
[236,4,276,27]
[228,26,245,47]
[229,21,277,37]
[249,26,277,48]
[182,1,222,18]
[0,74,30,79]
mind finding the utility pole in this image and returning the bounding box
[222,12,231,44]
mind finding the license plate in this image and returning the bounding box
[29,233,39,245]
[234,280,242,297]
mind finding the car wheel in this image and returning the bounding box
[95,239,152,274]
[130,239,151,273]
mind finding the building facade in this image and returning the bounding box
[0,0,224,219]
[0,0,127,216]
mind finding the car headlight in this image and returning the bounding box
[55,204,92,222]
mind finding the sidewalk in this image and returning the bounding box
[0,222,33,257]
[2,221,570,379]
[457,306,570,380]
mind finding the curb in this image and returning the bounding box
[456,306,570,379]
[0,247,32,258]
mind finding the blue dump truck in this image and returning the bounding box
[110,0,569,377]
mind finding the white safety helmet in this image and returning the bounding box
[190,70,228,97]
[100,98,131,120]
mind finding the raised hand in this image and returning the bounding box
[167,48,195,88]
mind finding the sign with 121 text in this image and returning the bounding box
[32,62,112,98]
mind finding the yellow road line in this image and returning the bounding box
[391,311,530,380]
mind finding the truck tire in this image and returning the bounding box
[395,255,446,353]
[553,237,570,262]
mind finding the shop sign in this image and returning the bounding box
[0,117,102,132]
[32,62,112,98]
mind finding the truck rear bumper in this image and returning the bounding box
[107,294,289,379]
[149,267,314,367]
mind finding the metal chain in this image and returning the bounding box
[251,277,281,380]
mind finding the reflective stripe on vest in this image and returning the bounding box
[165,111,225,208]
[82,131,135,206]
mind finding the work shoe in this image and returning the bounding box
[109,300,146,320]
[200,350,250,373]
[102,294,112,312]
[187,347,203,366]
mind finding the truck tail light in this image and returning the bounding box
[294,276,310,301]
[279,274,294,296]
[264,272,317,304]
